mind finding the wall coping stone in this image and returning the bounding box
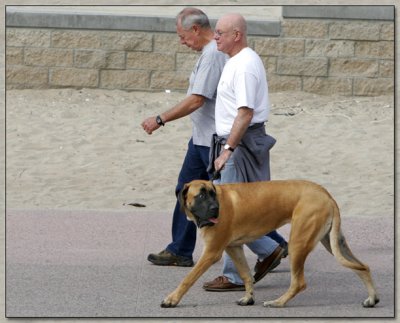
[5,7,281,36]
[283,5,394,21]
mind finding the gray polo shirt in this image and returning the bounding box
[187,40,228,147]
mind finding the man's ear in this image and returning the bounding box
[192,24,200,35]
[178,184,189,212]
[233,29,241,42]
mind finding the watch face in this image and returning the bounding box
[224,144,233,152]
[156,116,164,125]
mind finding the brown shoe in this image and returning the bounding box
[203,276,245,292]
[253,246,285,283]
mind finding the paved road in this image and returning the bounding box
[6,209,394,318]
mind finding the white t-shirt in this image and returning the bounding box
[215,47,270,136]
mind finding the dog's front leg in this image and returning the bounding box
[225,245,255,306]
[161,248,223,308]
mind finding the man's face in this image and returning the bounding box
[176,22,201,51]
[214,19,235,55]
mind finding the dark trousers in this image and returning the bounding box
[166,138,211,259]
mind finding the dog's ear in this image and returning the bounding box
[178,184,190,212]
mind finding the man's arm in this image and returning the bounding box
[141,94,205,134]
[214,106,253,171]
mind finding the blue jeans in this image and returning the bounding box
[166,138,211,260]
[216,157,285,284]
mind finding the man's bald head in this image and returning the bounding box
[214,13,248,57]
[219,13,247,34]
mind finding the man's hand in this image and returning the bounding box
[141,116,160,135]
[214,149,232,172]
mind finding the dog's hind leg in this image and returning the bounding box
[225,245,255,306]
[264,208,325,308]
[328,205,379,307]
[333,230,380,307]
[263,243,309,308]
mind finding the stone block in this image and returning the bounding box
[51,30,102,49]
[6,47,24,65]
[126,52,175,70]
[50,67,98,87]
[355,41,394,59]
[75,50,126,69]
[25,48,73,67]
[281,20,328,38]
[150,71,189,90]
[104,52,126,70]
[330,58,379,77]
[153,33,190,53]
[101,31,152,51]
[268,74,301,92]
[100,70,150,90]
[305,40,354,57]
[303,77,352,96]
[261,56,277,74]
[354,78,394,96]
[255,38,304,57]
[278,57,328,76]
[7,28,50,47]
[74,50,107,69]
[6,65,48,87]
[176,53,200,71]
[330,22,380,41]
[379,61,394,78]
[380,23,394,40]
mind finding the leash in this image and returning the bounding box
[210,170,221,181]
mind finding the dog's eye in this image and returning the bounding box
[198,193,206,199]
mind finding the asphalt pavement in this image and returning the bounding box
[5,208,395,318]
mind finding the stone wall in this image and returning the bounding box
[6,6,394,96]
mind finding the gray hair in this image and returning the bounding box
[176,7,211,30]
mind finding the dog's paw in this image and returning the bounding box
[161,295,178,308]
[263,300,284,308]
[160,299,177,308]
[362,295,380,308]
[237,297,255,306]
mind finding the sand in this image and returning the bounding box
[5,88,394,218]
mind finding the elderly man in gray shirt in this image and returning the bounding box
[141,7,228,267]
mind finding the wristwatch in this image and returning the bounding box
[156,115,165,126]
[224,144,235,152]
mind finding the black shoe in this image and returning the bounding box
[147,249,194,267]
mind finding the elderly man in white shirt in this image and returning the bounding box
[203,13,287,291]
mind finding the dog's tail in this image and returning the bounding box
[323,200,369,272]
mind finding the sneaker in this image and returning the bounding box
[203,275,245,292]
[147,249,194,267]
[253,246,285,283]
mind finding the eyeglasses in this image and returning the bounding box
[214,30,239,37]
[214,30,228,37]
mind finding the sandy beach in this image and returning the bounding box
[6,88,394,218]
